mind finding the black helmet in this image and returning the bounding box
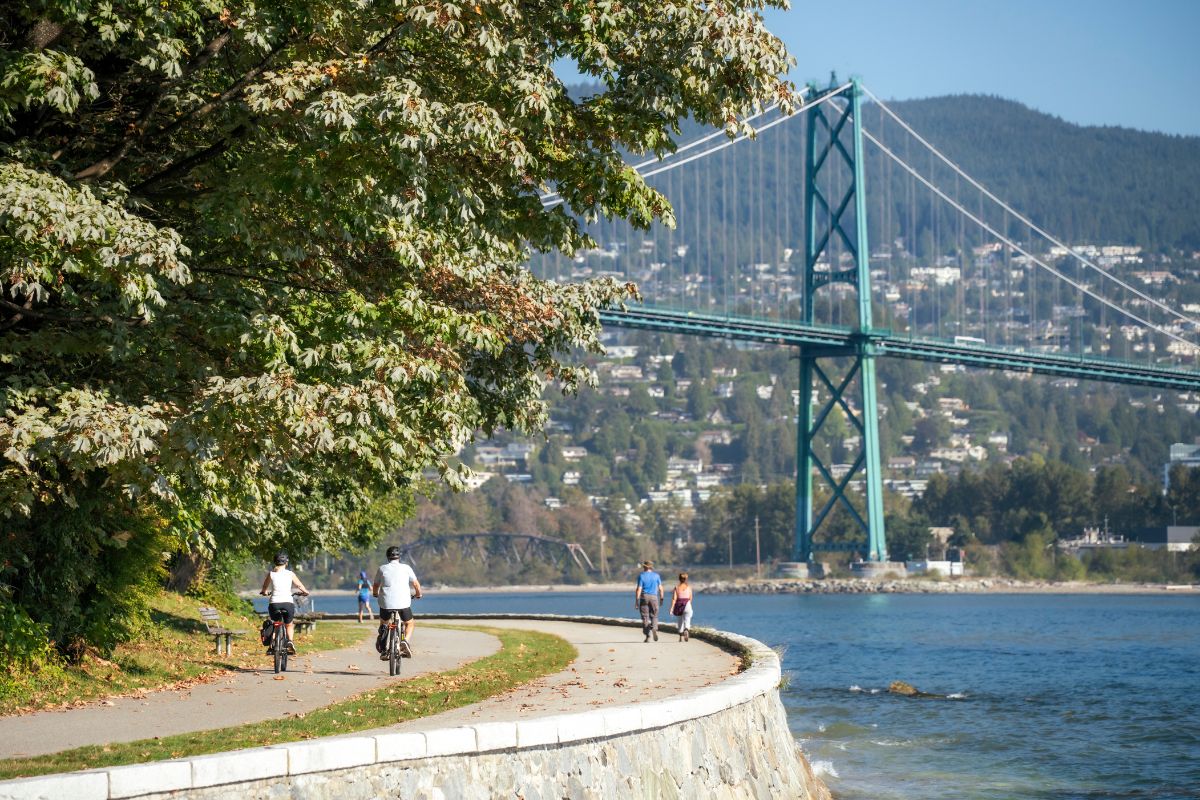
[386,546,401,561]
[274,552,289,566]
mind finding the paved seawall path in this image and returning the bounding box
[0,618,738,760]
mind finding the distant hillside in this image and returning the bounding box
[873,95,1200,249]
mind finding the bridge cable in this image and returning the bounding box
[539,85,851,209]
[862,129,1197,352]
[862,86,1200,332]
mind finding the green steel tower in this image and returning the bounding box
[794,78,888,564]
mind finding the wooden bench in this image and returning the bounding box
[198,606,248,655]
[293,596,320,634]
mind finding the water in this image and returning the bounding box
[264,591,1200,799]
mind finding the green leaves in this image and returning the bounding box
[1,0,792,647]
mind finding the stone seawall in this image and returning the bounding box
[0,618,829,800]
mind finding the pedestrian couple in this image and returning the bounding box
[634,560,694,642]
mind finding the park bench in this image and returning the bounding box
[198,606,247,656]
[293,595,320,634]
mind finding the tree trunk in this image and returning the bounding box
[166,551,210,593]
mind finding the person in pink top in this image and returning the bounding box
[671,572,694,642]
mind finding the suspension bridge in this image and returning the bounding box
[536,78,1200,571]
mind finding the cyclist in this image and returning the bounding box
[259,552,310,655]
[373,546,422,659]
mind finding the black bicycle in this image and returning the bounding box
[267,592,308,674]
[382,608,407,676]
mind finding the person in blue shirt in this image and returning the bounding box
[634,560,664,642]
[356,570,374,623]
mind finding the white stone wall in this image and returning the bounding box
[0,619,829,800]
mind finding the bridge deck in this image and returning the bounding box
[602,307,1200,391]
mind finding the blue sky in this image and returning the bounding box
[767,0,1200,136]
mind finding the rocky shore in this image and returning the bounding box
[699,578,1199,595]
[291,579,1198,597]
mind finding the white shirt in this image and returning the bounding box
[267,569,297,604]
[374,561,418,610]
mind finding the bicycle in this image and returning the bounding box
[266,591,308,674]
[381,593,418,676]
[382,608,417,676]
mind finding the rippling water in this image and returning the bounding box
[274,589,1200,799]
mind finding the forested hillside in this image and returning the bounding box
[870,95,1200,249]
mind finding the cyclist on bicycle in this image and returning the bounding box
[259,552,310,655]
[373,545,422,659]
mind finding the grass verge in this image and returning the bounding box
[0,626,575,780]
[1,592,367,717]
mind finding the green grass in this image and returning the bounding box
[0,626,575,780]
[0,592,367,716]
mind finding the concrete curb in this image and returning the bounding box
[0,615,781,800]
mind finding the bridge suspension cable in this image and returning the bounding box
[539,83,850,209]
[861,127,1198,351]
[861,85,1200,334]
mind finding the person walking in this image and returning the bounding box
[355,570,374,623]
[259,552,310,655]
[671,572,694,642]
[373,546,422,658]
[635,560,664,642]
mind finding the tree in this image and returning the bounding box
[1,0,795,654]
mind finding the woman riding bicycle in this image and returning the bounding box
[259,552,310,655]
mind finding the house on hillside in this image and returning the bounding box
[561,446,588,461]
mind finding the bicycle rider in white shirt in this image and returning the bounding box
[373,546,422,658]
[259,552,310,655]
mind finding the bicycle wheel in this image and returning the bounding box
[388,626,400,676]
[273,627,285,674]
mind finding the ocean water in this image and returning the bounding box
[262,590,1200,799]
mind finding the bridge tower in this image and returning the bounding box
[794,78,889,567]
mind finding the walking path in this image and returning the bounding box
[0,618,738,760]
[0,626,497,759]
[369,618,739,736]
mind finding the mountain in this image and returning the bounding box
[870,95,1200,249]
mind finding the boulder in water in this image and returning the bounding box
[889,680,942,698]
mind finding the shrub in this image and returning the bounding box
[0,597,64,702]
[0,492,171,661]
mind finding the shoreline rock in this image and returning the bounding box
[697,578,1198,595]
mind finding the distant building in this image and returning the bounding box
[906,560,963,577]
[560,446,588,461]
[699,430,733,446]
[462,471,495,491]
[1129,526,1198,552]
[609,365,644,380]
[1164,442,1200,490]
[1059,526,1129,554]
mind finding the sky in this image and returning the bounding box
[765,0,1200,136]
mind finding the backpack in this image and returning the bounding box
[260,618,273,646]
